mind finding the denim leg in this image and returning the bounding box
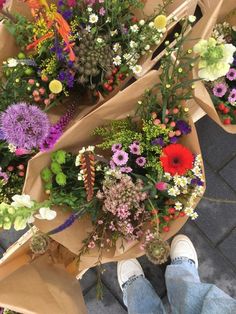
[165,257,236,314]
[123,275,166,314]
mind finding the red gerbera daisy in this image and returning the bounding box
[160,144,194,175]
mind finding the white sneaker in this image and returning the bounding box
[117,259,144,291]
[170,234,198,268]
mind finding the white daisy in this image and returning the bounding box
[113,55,122,66]
[132,65,142,75]
[130,24,139,32]
[89,14,98,24]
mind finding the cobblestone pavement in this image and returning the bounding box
[0,116,236,313]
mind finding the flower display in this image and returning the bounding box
[195,21,236,125]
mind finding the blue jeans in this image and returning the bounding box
[123,258,236,314]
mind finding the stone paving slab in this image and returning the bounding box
[84,285,127,314]
[196,117,236,170]
[219,228,236,269]
[219,156,236,192]
[194,162,236,245]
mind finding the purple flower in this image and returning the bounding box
[129,142,140,155]
[191,178,204,186]
[110,160,116,170]
[170,136,178,144]
[136,156,146,167]
[175,120,191,135]
[228,88,236,104]
[212,82,227,97]
[0,171,8,183]
[120,166,132,173]
[40,104,76,151]
[112,143,122,152]
[112,150,129,166]
[0,128,4,140]
[99,7,106,16]
[0,102,50,149]
[226,68,236,81]
[151,137,164,146]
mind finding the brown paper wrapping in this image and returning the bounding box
[0,235,87,314]
[23,70,205,275]
[0,256,87,314]
[189,0,236,133]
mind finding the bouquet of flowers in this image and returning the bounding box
[191,0,236,133]
[0,0,189,229]
[0,19,204,274]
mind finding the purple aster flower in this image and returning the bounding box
[129,142,140,155]
[228,88,236,104]
[151,137,164,147]
[112,143,122,152]
[112,150,128,166]
[226,68,236,81]
[175,120,191,135]
[170,136,178,144]
[99,7,106,16]
[136,156,146,167]
[191,178,204,186]
[120,166,132,173]
[212,82,228,97]
[0,102,50,149]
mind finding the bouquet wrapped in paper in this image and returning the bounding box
[17,20,206,275]
[191,0,236,133]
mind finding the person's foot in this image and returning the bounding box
[117,259,144,291]
[170,234,198,268]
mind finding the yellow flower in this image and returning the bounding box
[154,15,167,30]
[49,80,63,94]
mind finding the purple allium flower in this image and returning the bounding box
[175,120,191,135]
[136,156,146,167]
[129,142,140,155]
[226,68,236,81]
[0,102,50,149]
[112,150,128,166]
[151,137,164,146]
[112,143,122,152]
[228,88,236,104]
[40,104,76,151]
[212,82,228,97]
[170,136,178,144]
[99,7,106,15]
[120,166,132,173]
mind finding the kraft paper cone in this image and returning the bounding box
[0,255,87,314]
[188,0,236,133]
[23,70,205,275]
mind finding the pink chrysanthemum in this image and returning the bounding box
[136,156,146,167]
[129,142,140,155]
[212,83,227,98]
[226,68,236,81]
[112,150,128,166]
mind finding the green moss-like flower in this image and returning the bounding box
[52,150,67,165]
[41,167,53,182]
[56,172,67,186]
[51,161,62,174]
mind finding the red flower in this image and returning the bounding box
[160,144,194,175]
[0,0,6,10]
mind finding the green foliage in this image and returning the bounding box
[94,119,142,150]
[3,13,34,49]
